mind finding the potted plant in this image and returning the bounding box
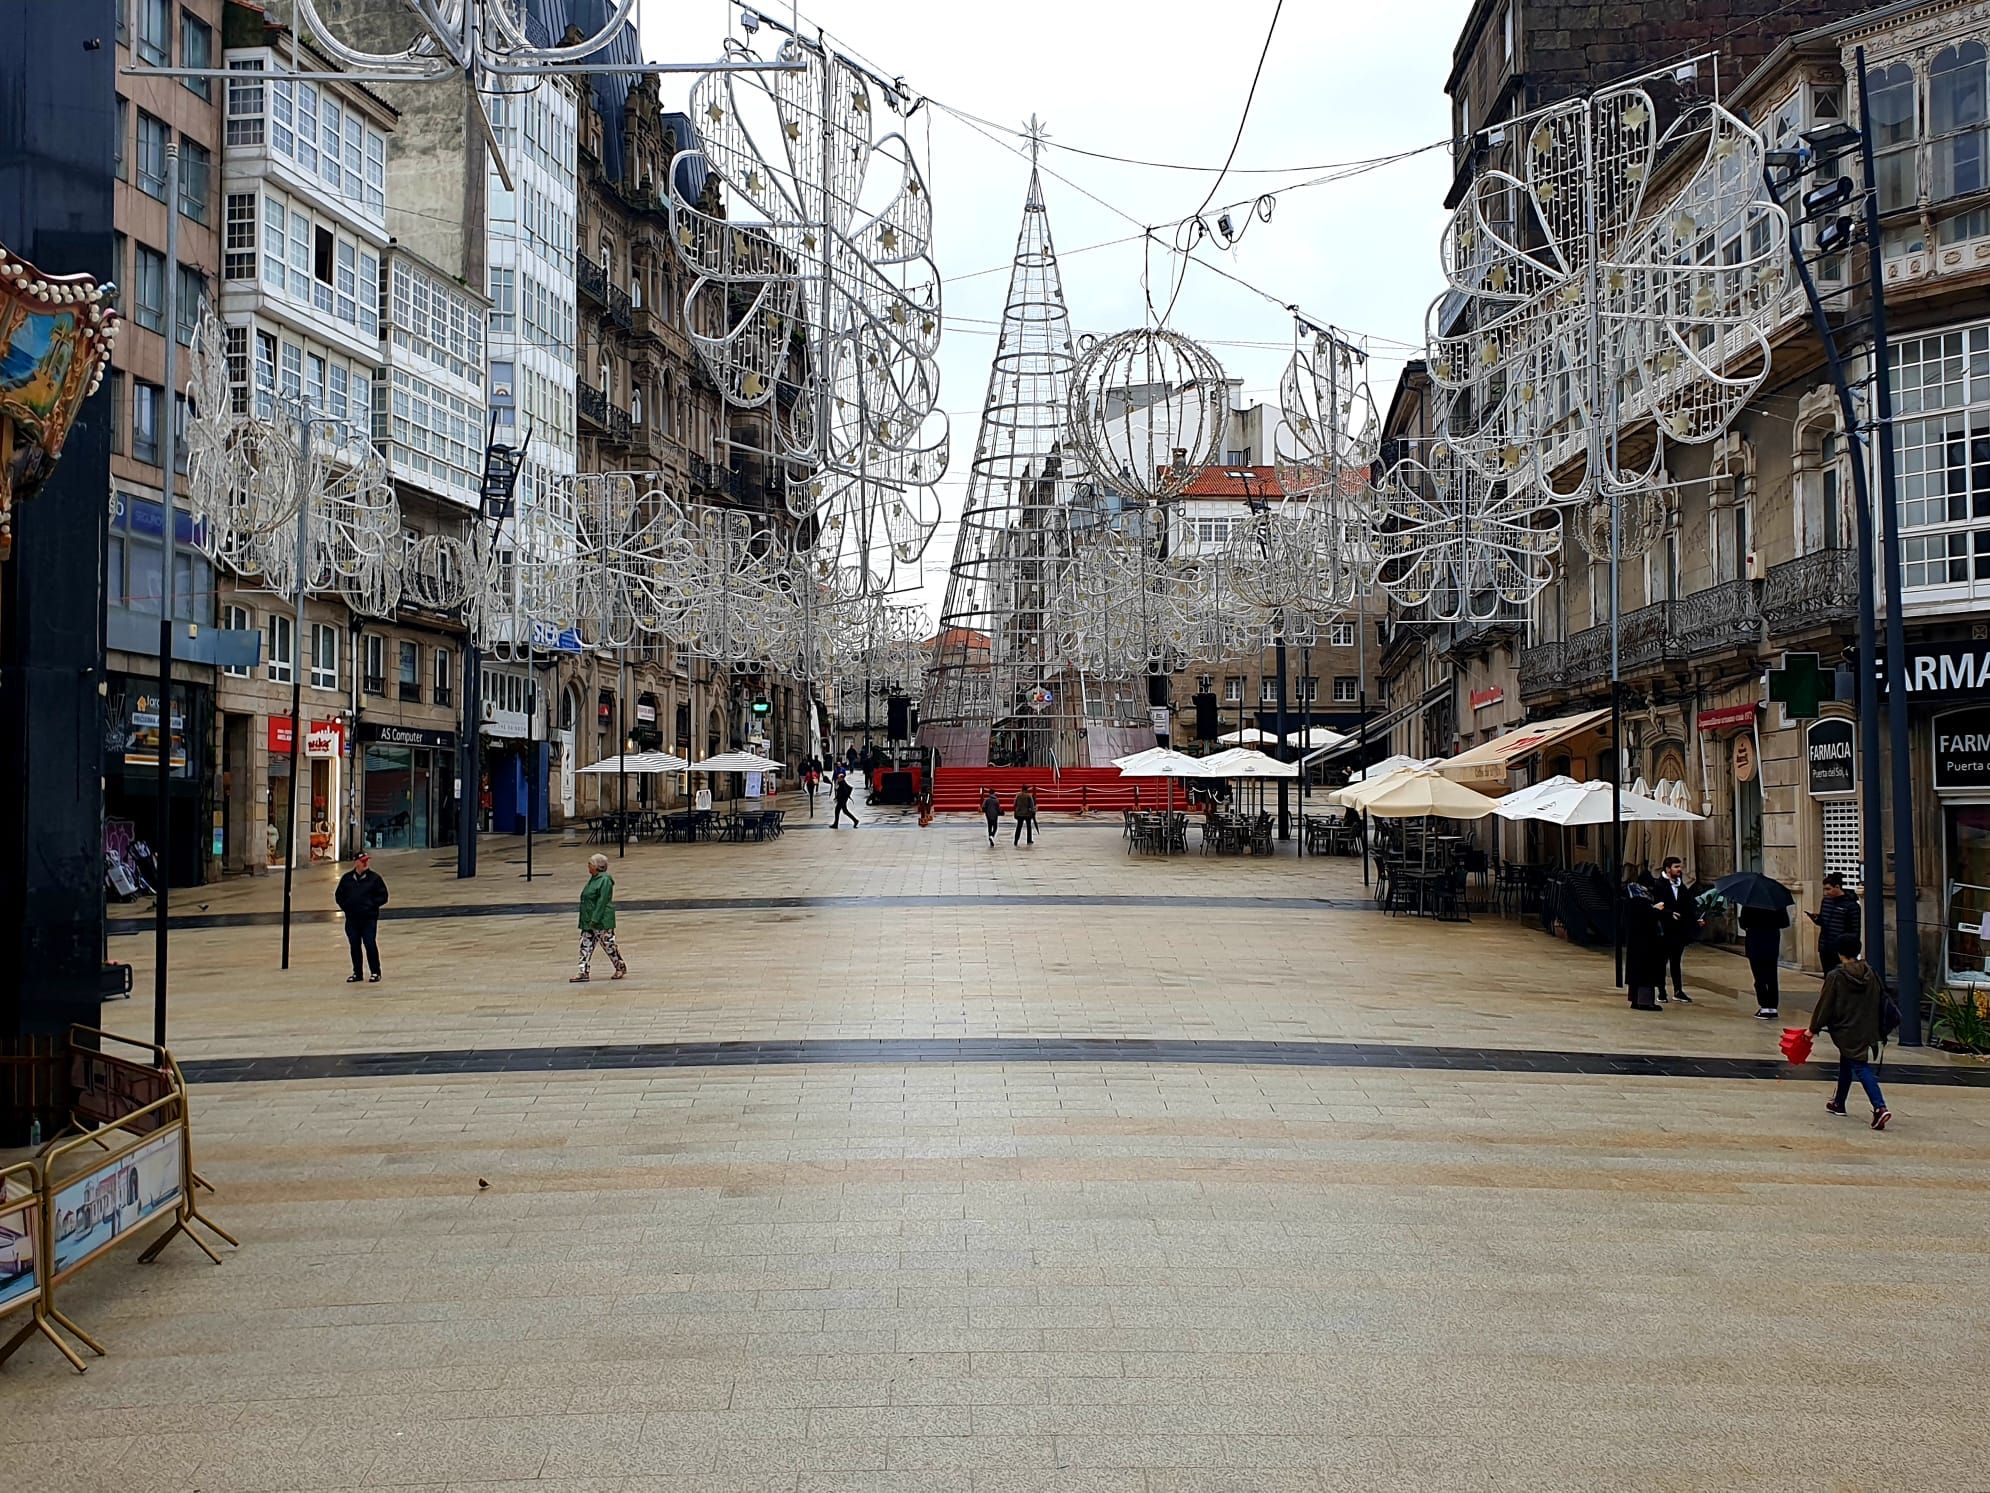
[1930,985,1990,1057]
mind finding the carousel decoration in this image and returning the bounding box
[1066,326,1227,504]
[669,26,947,599]
[0,242,121,560]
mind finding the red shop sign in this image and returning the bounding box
[1697,702,1760,733]
[269,716,342,754]
[1469,686,1504,711]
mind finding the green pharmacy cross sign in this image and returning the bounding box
[1767,651,1826,720]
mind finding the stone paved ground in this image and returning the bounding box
[8,807,1990,1491]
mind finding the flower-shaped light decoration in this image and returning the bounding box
[669,32,947,599]
[1048,514,1200,677]
[181,311,402,618]
[1222,503,1342,646]
[289,0,642,85]
[1272,325,1378,609]
[1066,328,1228,503]
[1425,85,1786,538]
[1371,435,1560,623]
[563,475,681,650]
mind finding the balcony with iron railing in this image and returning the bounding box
[608,283,634,331]
[1517,580,1767,699]
[1761,548,1856,636]
[580,380,635,445]
[577,253,608,306]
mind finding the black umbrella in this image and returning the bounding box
[1713,871,1795,911]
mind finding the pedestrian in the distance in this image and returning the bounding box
[804,764,820,818]
[1806,872,1861,971]
[572,853,627,983]
[1621,880,1665,1011]
[1012,785,1038,846]
[1652,855,1698,1003]
[832,771,859,828]
[1739,901,1789,1019]
[334,850,389,984]
[981,787,1002,845]
[1809,932,1891,1130]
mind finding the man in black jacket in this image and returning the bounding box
[1806,872,1861,971]
[334,851,390,983]
[1651,856,1699,1003]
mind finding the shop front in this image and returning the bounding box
[267,716,345,868]
[103,675,212,887]
[1934,704,1990,985]
[358,723,458,852]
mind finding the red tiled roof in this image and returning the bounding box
[925,627,991,653]
[1172,466,1287,499]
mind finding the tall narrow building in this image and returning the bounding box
[920,154,1089,769]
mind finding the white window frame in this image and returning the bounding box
[309,622,339,691]
[267,613,294,684]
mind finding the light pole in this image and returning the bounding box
[460,422,526,880]
[153,142,183,1042]
[1235,472,1291,842]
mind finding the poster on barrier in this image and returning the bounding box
[0,1180,38,1315]
[70,1047,174,1133]
[49,1126,184,1280]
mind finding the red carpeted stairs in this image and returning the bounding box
[928,767,1197,817]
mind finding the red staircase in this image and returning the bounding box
[928,766,1198,817]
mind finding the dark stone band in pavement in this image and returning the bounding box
[113,891,1344,932]
[178,1035,1990,1087]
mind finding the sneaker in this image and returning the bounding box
[1656,992,1670,1003]
[1872,1108,1891,1131]
[568,974,589,984]
[1825,1100,1847,1115]
[1673,992,1693,1005]
[610,967,627,980]
[1755,1008,1778,1020]
[346,974,364,983]
[368,972,381,983]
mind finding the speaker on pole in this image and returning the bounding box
[1146,674,1170,707]
[886,695,911,741]
[1192,692,1219,741]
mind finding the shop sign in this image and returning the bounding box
[304,726,341,759]
[268,717,341,754]
[1469,685,1504,711]
[1732,733,1757,783]
[635,702,657,724]
[357,722,456,751]
[1933,706,1990,790]
[1884,641,1990,701]
[1697,701,1759,733]
[484,708,529,740]
[1149,706,1170,735]
[1805,718,1856,796]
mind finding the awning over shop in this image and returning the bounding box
[1434,707,1611,787]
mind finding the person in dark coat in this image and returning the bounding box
[1012,786,1038,846]
[1738,902,1789,1019]
[1810,933,1891,1129]
[1651,855,1699,1002]
[981,787,1002,845]
[334,851,389,983]
[1622,881,1666,1010]
[832,771,859,828]
[1806,872,1861,971]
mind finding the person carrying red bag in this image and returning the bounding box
[1809,932,1892,1131]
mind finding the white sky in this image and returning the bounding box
[636,0,1472,618]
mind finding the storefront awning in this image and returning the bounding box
[1435,707,1611,787]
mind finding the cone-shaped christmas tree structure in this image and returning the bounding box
[920,138,1092,768]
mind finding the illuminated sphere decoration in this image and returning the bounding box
[1066,327,1227,503]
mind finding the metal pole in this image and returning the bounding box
[1857,48,1923,1042]
[523,650,535,882]
[1770,115,1887,990]
[1360,618,1370,888]
[458,633,481,877]
[1298,641,1309,858]
[280,410,312,970]
[153,143,182,1045]
[1275,634,1290,841]
[617,650,628,858]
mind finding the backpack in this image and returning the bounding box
[1880,991,1902,1043]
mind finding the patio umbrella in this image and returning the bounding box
[1489,774,1583,817]
[1283,726,1350,749]
[577,751,690,774]
[1332,764,1423,810]
[687,751,784,809]
[1508,780,1703,827]
[1713,871,1795,911]
[1114,747,1212,810]
[1217,727,1282,746]
[1356,768,1499,821]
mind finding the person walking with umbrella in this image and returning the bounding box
[1714,871,1797,1020]
[1012,785,1038,847]
[1622,880,1666,1011]
[1806,872,1861,972]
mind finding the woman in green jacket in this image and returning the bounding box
[572,853,628,982]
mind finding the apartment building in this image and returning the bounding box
[104,0,226,887]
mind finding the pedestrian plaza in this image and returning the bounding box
[0,807,1984,1491]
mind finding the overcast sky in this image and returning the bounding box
[636,0,1472,618]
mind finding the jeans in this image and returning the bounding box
[1833,1052,1887,1112]
[345,920,380,978]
